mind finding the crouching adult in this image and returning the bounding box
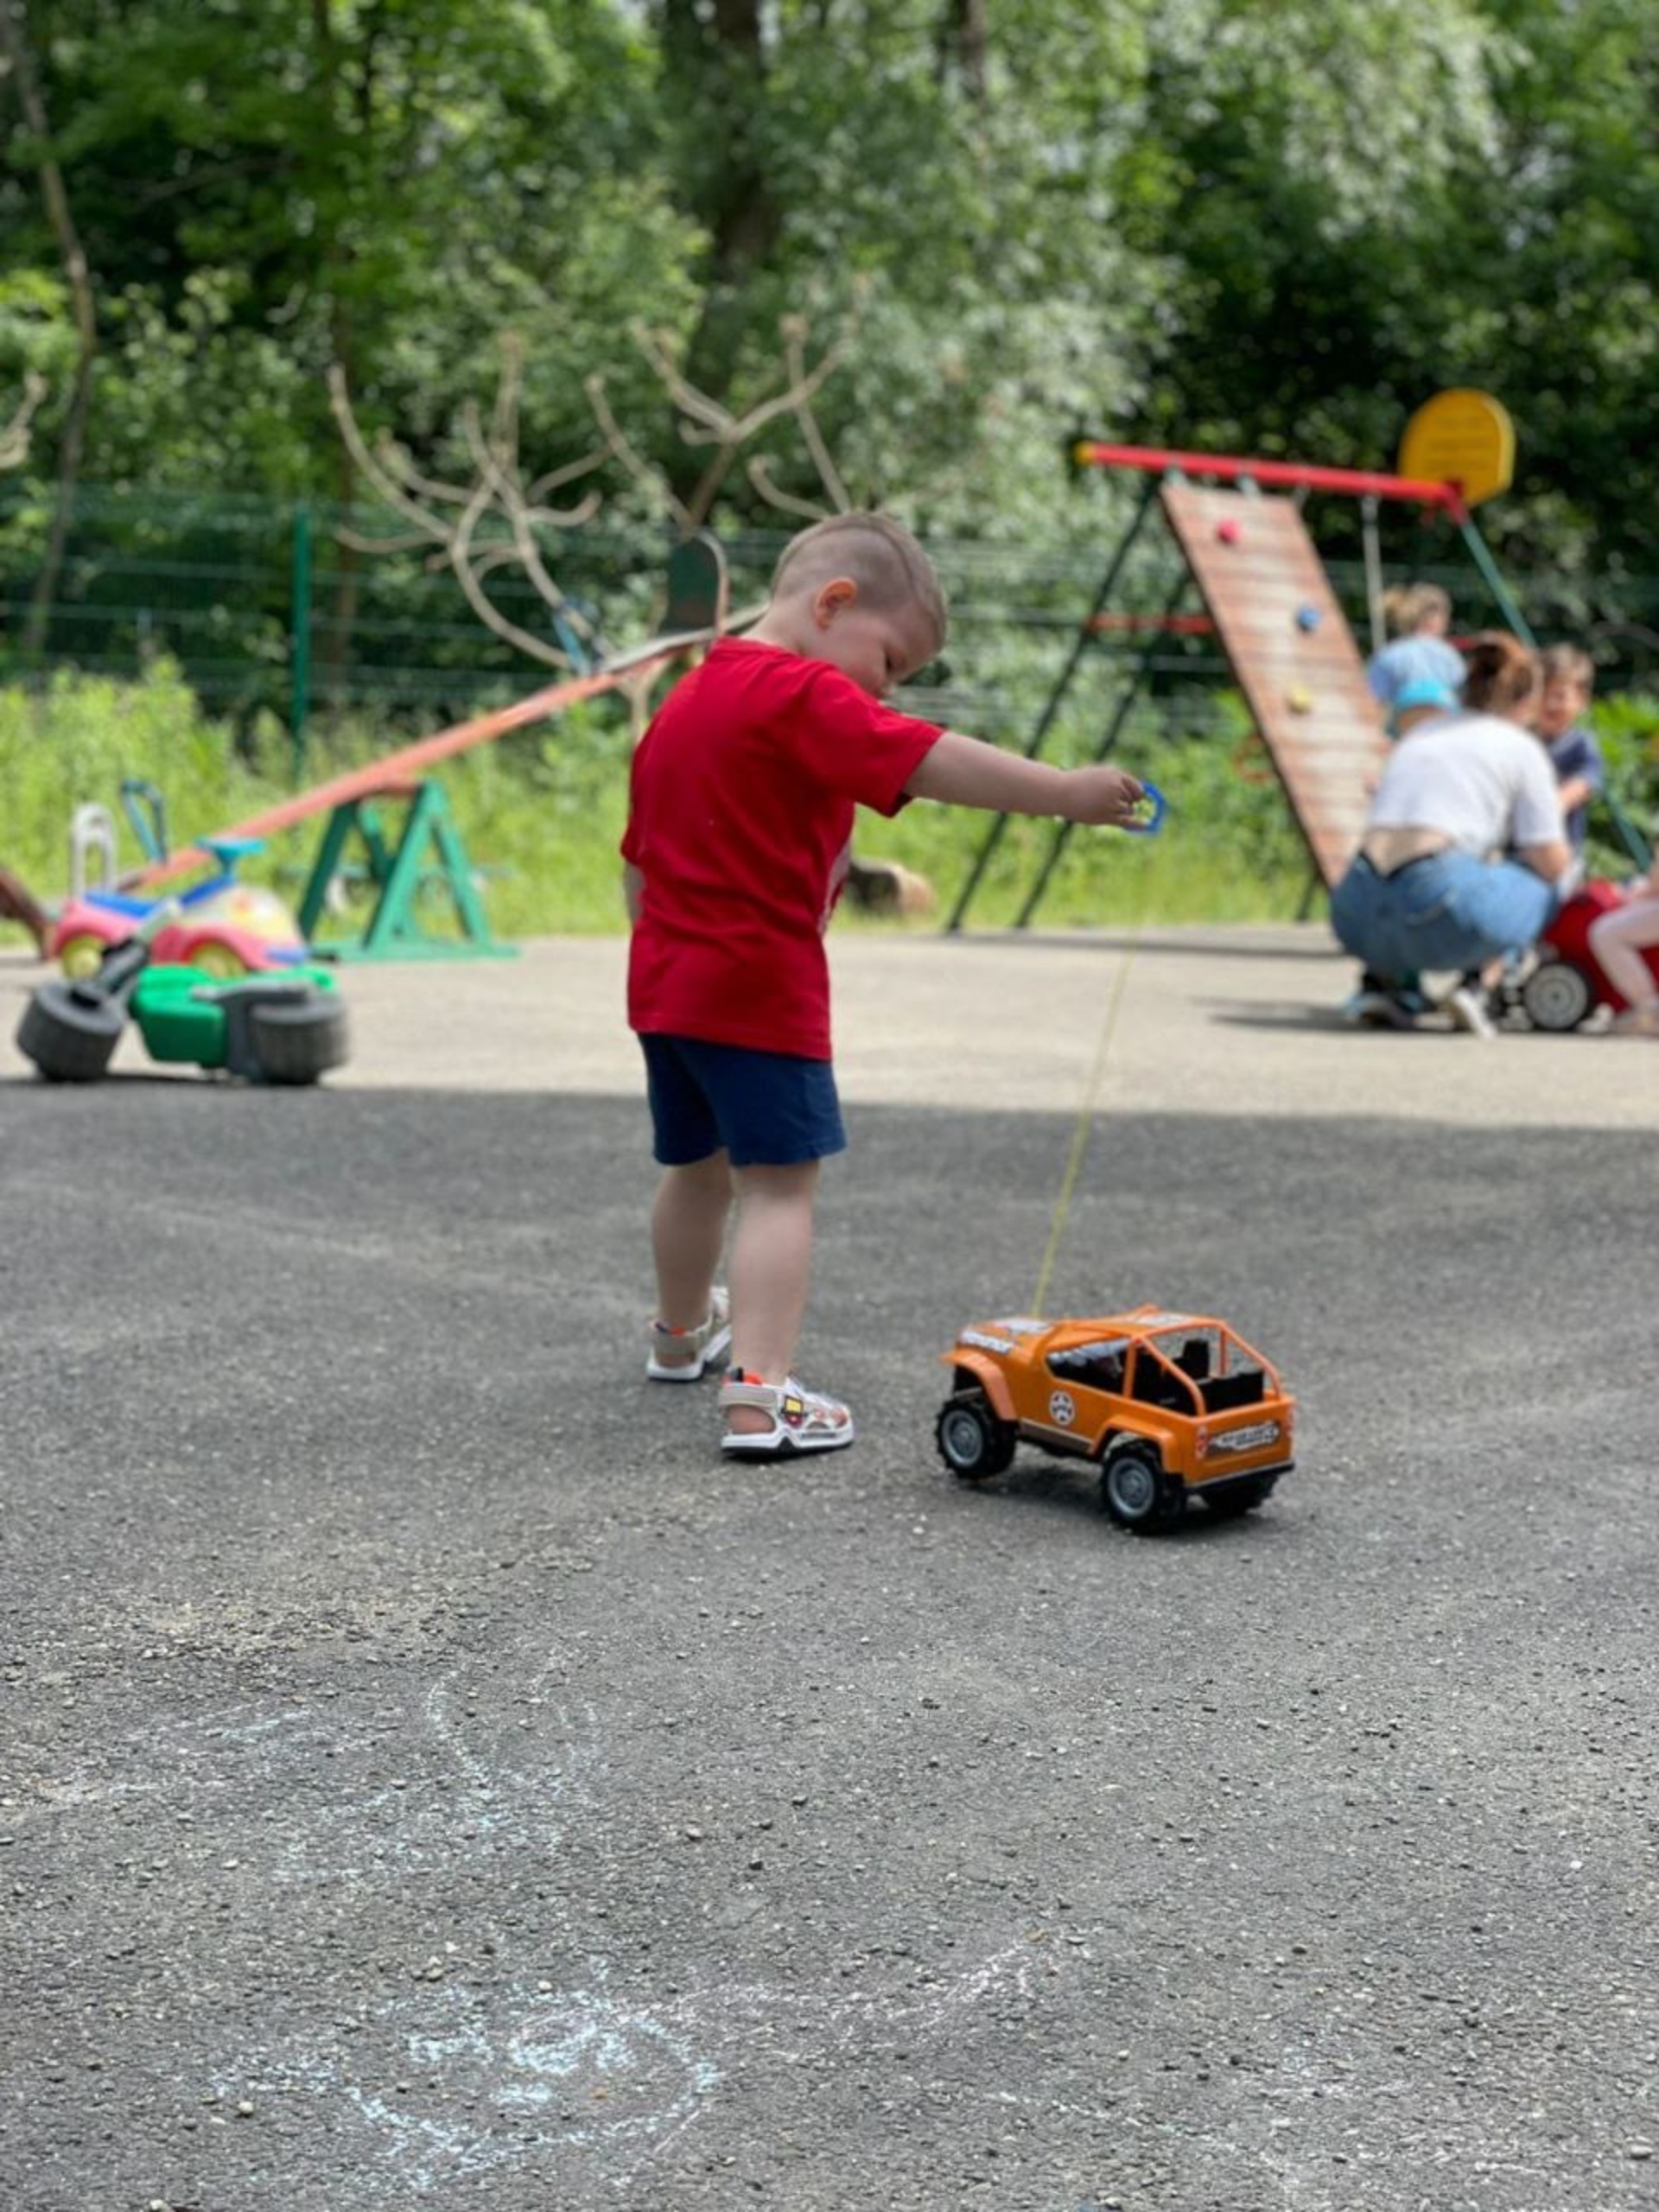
[1331,632,1572,1036]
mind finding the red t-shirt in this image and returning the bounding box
[622,639,944,1059]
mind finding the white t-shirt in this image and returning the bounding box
[1366,711,1563,858]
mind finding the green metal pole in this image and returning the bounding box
[1012,559,1190,931]
[290,499,313,785]
[944,479,1160,932]
[1457,510,1534,646]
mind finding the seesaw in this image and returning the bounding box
[125,534,730,958]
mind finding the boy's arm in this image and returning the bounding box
[905,730,1144,826]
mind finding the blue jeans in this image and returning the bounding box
[1330,852,1560,986]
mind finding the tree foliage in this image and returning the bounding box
[1,0,1656,588]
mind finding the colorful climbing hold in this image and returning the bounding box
[1217,518,1242,544]
[1295,604,1321,632]
[1287,684,1313,713]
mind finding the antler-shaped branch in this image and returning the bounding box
[327,339,608,670]
[328,296,868,680]
[585,369,693,530]
[0,372,47,472]
[745,454,834,522]
[588,296,865,530]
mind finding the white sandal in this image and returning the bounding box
[645,1287,732,1382]
[718,1370,855,1458]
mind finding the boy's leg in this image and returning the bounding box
[650,1151,734,1363]
[726,1160,823,1436]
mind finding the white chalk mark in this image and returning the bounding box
[227,1946,1034,2192]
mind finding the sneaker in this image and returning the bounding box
[1608,1002,1659,1039]
[1342,988,1419,1030]
[718,1369,855,1459]
[1443,982,1497,1039]
[645,1286,732,1382]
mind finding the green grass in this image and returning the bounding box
[4,662,1654,950]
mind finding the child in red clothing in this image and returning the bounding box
[621,512,1145,1459]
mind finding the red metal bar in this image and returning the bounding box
[1072,440,1469,518]
[1085,611,1216,637]
[129,651,683,890]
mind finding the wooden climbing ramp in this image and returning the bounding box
[1160,482,1388,891]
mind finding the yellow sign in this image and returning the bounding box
[1398,389,1515,506]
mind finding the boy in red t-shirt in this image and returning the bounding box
[622,512,1145,1459]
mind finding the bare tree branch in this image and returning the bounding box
[457,398,598,646]
[330,295,866,676]
[746,454,833,522]
[781,315,852,511]
[610,298,864,527]
[330,344,620,671]
[585,370,693,528]
[327,364,454,542]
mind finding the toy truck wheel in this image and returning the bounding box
[16,981,125,1083]
[1101,1442,1186,1535]
[55,931,108,982]
[246,995,350,1085]
[935,1391,1017,1481]
[188,939,250,981]
[1520,958,1593,1033]
[1202,1474,1276,1520]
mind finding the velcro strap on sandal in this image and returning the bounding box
[718,1375,785,1414]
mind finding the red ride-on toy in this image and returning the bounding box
[48,779,308,982]
[1514,880,1659,1033]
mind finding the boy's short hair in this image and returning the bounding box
[771,511,948,650]
[1539,643,1595,695]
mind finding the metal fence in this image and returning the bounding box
[3,482,1657,779]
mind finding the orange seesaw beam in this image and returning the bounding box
[130,648,684,891]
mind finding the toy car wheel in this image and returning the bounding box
[935,1391,1017,1481]
[188,940,250,981]
[16,981,125,1082]
[1202,1475,1275,1519]
[1101,1442,1186,1535]
[1520,958,1593,1033]
[55,931,108,982]
[247,995,350,1085]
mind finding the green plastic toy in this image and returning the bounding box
[16,906,349,1085]
[129,963,347,1081]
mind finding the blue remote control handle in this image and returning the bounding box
[1122,780,1166,836]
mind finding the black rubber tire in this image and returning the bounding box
[1520,958,1593,1033]
[16,982,125,1083]
[1202,1475,1275,1520]
[935,1391,1017,1481]
[1101,1441,1186,1535]
[246,995,351,1085]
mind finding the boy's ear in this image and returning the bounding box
[813,576,859,626]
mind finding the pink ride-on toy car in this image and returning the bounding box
[1511,880,1659,1033]
[49,833,309,982]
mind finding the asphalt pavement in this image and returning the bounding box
[2,926,1656,2212]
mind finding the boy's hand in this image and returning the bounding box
[1062,765,1147,827]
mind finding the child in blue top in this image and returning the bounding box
[1365,582,1465,724]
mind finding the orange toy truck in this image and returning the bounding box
[935,1305,1295,1535]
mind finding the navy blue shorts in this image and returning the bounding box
[639,1033,847,1169]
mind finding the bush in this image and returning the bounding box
[7,664,1654,951]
